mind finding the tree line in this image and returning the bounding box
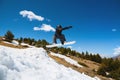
[97,58,120,80]
[3,30,49,47]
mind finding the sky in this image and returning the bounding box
[0,0,120,57]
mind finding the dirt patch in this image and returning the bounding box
[68,56,100,71]
[0,41,28,49]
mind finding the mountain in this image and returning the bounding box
[117,55,120,60]
[113,55,120,60]
[0,41,100,80]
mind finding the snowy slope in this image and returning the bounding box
[0,45,100,80]
[50,52,83,67]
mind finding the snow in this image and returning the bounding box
[12,40,19,45]
[50,52,83,67]
[4,40,34,48]
[0,45,100,80]
[3,40,19,46]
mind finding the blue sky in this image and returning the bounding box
[0,0,120,57]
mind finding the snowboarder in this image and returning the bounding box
[53,25,72,45]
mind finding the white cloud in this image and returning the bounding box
[112,29,117,32]
[33,24,55,32]
[113,47,120,55]
[20,10,44,21]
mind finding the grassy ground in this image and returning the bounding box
[49,53,114,80]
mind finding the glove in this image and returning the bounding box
[69,26,72,28]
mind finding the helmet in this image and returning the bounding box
[57,25,62,28]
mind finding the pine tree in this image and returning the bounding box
[97,64,107,76]
[4,30,14,42]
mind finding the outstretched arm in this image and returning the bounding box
[62,26,72,30]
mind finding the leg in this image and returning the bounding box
[60,34,66,45]
[53,35,57,44]
[62,34,66,41]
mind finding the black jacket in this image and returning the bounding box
[55,26,72,35]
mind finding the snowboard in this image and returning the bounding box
[46,41,76,48]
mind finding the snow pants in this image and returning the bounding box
[53,34,66,44]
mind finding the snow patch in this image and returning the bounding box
[50,52,83,67]
[0,45,100,80]
[12,40,19,45]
